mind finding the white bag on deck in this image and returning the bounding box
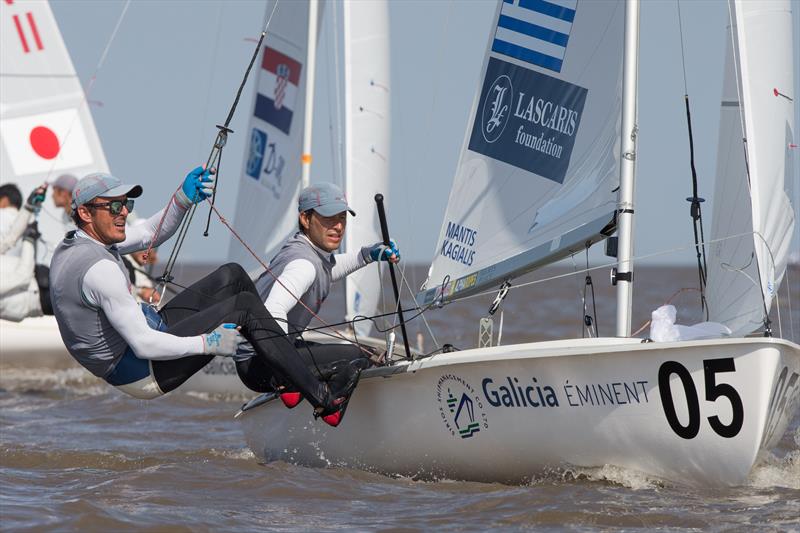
[649,305,732,342]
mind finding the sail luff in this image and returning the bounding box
[614,0,640,338]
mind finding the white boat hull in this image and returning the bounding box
[239,336,800,486]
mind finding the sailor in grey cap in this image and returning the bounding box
[244,183,400,413]
[50,168,358,422]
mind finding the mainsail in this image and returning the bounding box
[228,1,319,271]
[706,0,796,336]
[418,0,624,305]
[0,0,109,264]
[338,0,391,337]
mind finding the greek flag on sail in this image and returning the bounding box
[492,0,577,73]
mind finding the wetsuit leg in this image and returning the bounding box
[158,263,259,326]
[151,291,329,407]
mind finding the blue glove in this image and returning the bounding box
[202,323,242,357]
[368,239,400,263]
[182,166,216,203]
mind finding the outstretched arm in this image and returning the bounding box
[84,259,205,359]
[117,167,215,254]
[331,240,401,281]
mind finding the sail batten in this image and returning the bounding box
[421,0,624,305]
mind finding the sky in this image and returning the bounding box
[47,0,800,267]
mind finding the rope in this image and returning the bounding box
[155,0,280,285]
[450,230,766,305]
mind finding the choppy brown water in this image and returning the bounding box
[2,265,799,531]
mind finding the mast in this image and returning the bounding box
[300,0,319,187]
[615,0,640,337]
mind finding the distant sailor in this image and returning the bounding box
[243,183,399,407]
[50,170,359,424]
[0,183,51,321]
[37,173,78,266]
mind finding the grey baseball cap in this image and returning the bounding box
[72,172,143,209]
[298,183,355,217]
[52,173,78,192]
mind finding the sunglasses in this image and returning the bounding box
[85,198,134,216]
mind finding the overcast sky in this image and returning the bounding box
[49,0,799,267]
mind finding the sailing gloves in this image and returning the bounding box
[366,239,400,263]
[22,222,40,244]
[180,166,216,204]
[202,323,242,357]
[24,184,47,212]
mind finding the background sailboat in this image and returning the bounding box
[239,0,799,486]
[228,0,391,340]
[0,0,108,365]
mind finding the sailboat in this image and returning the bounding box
[238,0,799,486]
[0,0,108,367]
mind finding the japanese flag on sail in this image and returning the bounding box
[254,47,302,135]
[0,107,93,176]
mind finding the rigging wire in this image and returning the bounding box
[676,0,709,319]
[398,264,441,351]
[582,246,599,338]
[149,0,280,288]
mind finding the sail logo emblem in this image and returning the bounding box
[437,374,488,440]
[481,75,513,144]
[246,128,267,180]
[469,57,588,184]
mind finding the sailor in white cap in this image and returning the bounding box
[49,167,358,423]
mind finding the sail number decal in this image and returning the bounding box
[658,358,744,439]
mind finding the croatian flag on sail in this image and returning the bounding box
[254,47,302,135]
[492,0,577,73]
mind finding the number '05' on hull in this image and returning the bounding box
[239,337,800,486]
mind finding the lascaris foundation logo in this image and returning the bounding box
[436,374,488,439]
[481,74,512,144]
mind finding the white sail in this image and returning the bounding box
[339,0,391,337]
[706,0,796,336]
[419,0,624,305]
[0,0,108,190]
[228,1,317,271]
